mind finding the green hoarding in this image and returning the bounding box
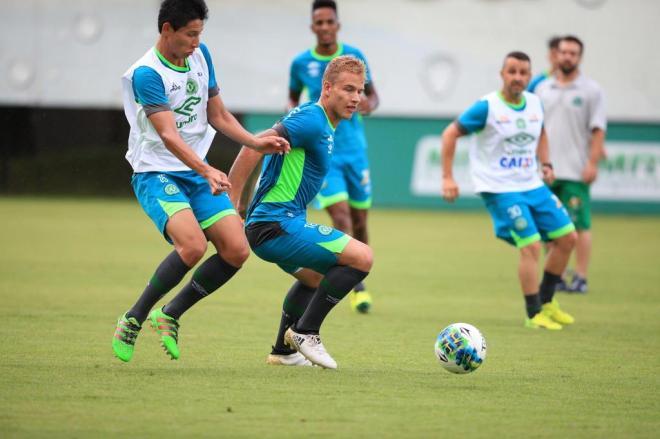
[245,114,660,214]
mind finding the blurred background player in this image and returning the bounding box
[441,51,577,330]
[288,0,380,313]
[527,36,561,93]
[229,56,373,369]
[535,35,607,294]
[112,0,289,362]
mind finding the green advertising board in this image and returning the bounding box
[245,114,660,214]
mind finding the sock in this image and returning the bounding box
[126,251,190,324]
[162,254,240,319]
[353,281,366,292]
[272,281,316,354]
[295,266,369,333]
[539,271,562,304]
[524,293,542,318]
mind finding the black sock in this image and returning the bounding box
[540,271,562,304]
[353,281,366,292]
[272,281,316,354]
[525,293,542,318]
[162,254,240,319]
[126,251,190,324]
[295,266,369,333]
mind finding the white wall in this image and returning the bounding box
[1,0,658,120]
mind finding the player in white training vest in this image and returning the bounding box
[441,51,577,331]
[112,0,289,363]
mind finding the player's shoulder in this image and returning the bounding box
[342,43,366,59]
[578,74,604,94]
[291,48,314,65]
[523,90,541,105]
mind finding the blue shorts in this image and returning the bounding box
[481,185,575,248]
[314,150,372,209]
[245,216,350,274]
[132,170,236,243]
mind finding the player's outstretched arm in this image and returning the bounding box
[148,110,230,195]
[441,122,463,202]
[228,128,280,210]
[207,95,290,155]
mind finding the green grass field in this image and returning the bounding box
[1,197,659,438]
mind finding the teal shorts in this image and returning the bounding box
[313,150,372,210]
[245,216,350,274]
[481,185,575,248]
[132,170,236,243]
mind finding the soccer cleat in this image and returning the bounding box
[567,277,588,294]
[555,278,571,292]
[148,307,180,360]
[542,298,575,325]
[525,312,563,330]
[349,290,372,314]
[112,314,142,362]
[266,351,313,367]
[284,327,337,369]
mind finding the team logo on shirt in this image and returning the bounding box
[318,225,333,235]
[516,118,526,129]
[186,78,199,95]
[307,61,321,78]
[504,132,535,147]
[572,96,583,107]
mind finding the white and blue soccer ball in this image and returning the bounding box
[434,323,487,374]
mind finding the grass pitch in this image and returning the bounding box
[1,197,659,438]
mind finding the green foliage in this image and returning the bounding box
[1,198,659,438]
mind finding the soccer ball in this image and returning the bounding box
[434,323,487,374]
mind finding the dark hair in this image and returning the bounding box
[548,36,562,50]
[505,51,531,64]
[158,0,208,33]
[312,0,337,13]
[561,35,584,54]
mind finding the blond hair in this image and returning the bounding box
[322,55,366,84]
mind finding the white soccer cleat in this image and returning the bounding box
[266,351,313,367]
[284,328,337,369]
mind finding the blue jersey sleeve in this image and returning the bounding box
[280,106,324,151]
[199,43,219,97]
[132,66,168,106]
[456,100,488,134]
[527,72,548,93]
[289,59,303,93]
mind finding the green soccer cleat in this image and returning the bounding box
[542,298,575,325]
[525,312,563,330]
[112,314,142,362]
[349,290,372,314]
[148,308,180,360]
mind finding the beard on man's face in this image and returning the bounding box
[560,63,577,75]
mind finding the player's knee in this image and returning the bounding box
[180,240,207,266]
[557,231,578,251]
[521,241,542,261]
[354,243,373,272]
[220,241,250,267]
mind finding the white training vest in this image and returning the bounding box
[122,47,215,172]
[468,91,544,193]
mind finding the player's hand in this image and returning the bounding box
[203,167,232,195]
[455,345,483,372]
[582,162,598,184]
[252,136,290,155]
[358,95,372,115]
[542,164,555,185]
[442,177,459,202]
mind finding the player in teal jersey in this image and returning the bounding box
[112,0,289,363]
[287,0,380,313]
[229,56,373,369]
